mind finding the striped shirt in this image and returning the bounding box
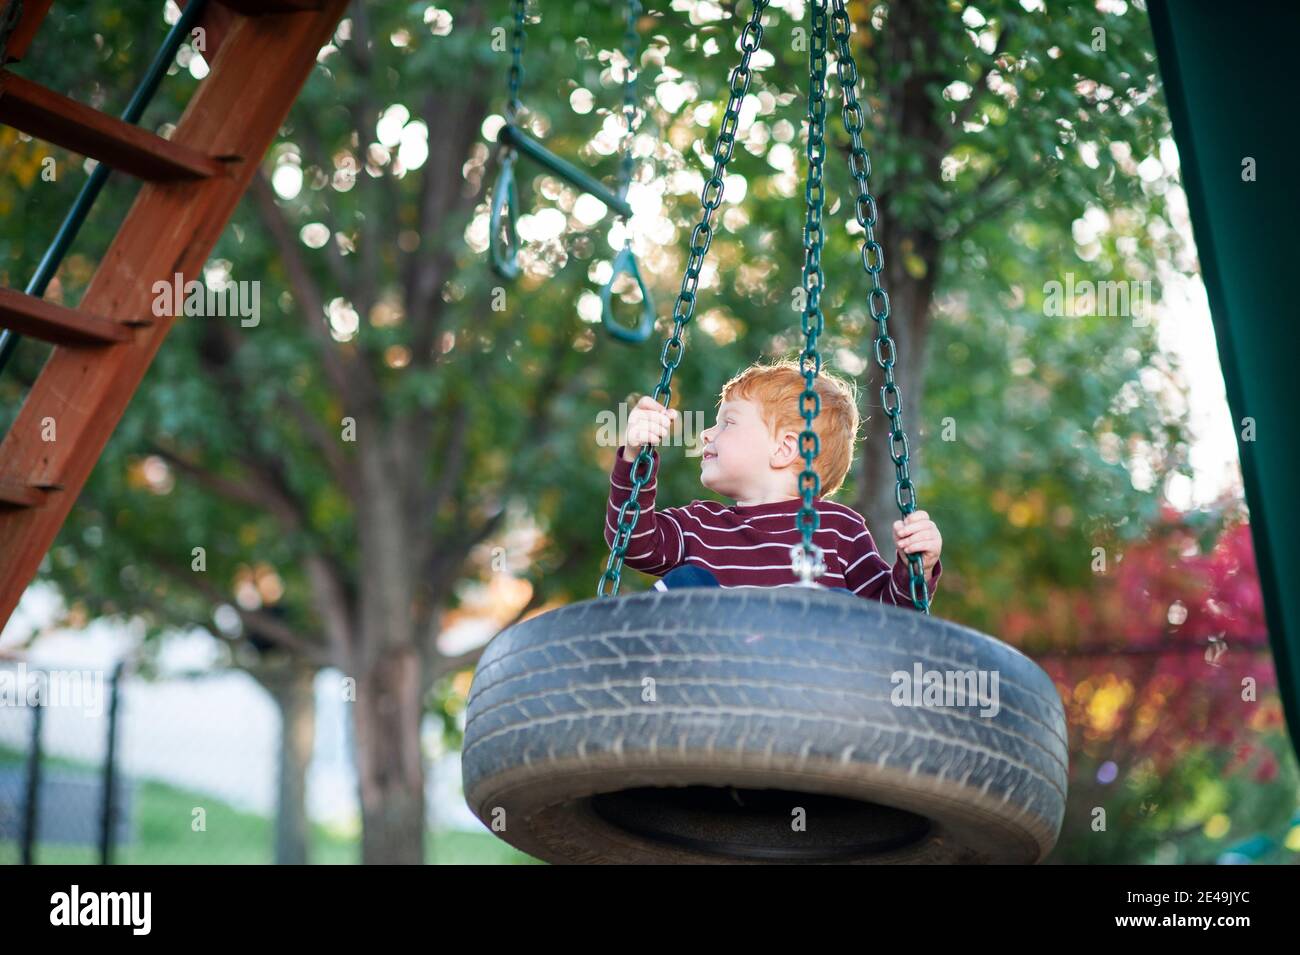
[605,446,941,609]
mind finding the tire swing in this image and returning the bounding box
[462,0,1068,864]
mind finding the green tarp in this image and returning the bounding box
[1148,0,1300,761]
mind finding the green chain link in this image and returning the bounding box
[597,0,769,597]
[617,0,642,200]
[488,0,528,280]
[506,0,526,124]
[791,0,830,585]
[601,0,656,344]
[829,0,930,613]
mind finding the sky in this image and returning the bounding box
[1156,269,1243,512]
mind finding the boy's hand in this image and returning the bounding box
[893,510,941,576]
[624,396,678,462]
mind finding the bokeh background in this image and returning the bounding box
[0,0,1294,863]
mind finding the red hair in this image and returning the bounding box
[719,359,861,497]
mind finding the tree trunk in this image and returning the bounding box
[852,2,944,564]
[353,644,426,864]
[273,662,316,864]
[253,658,318,865]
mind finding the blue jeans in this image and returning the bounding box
[654,564,855,595]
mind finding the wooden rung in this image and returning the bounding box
[219,0,326,13]
[0,287,138,346]
[0,0,352,635]
[0,0,53,64]
[0,70,225,181]
[0,478,48,508]
[179,1,239,61]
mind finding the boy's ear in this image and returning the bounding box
[771,430,801,468]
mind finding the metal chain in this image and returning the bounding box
[616,0,642,201]
[601,0,653,343]
[488,0,528,280]
[597,0,769,598]
[505,0,526,125]
[829,0,930,613]
[489,0,528,280]
[790,0,829,585]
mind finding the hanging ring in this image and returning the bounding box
[489,152,521,281]
[601,241,656,343]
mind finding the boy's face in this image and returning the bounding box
[699,397,792,498]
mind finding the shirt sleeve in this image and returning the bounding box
[841,521,942,611]
[604,445,685,577]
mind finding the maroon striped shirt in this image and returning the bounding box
[605,446,941,609]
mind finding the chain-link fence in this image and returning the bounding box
[0,660,528,864]
[0,662,120,864]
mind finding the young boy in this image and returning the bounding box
[604,360,943,609]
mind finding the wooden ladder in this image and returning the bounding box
[0,0,350,629]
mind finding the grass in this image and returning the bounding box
[0,745,539,864]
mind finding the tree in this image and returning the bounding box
[833,0,1184,566]
[2,1,1204,862]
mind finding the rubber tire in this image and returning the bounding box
[461,587,1068,864]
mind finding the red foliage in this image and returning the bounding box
[1007,505,1279,773]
